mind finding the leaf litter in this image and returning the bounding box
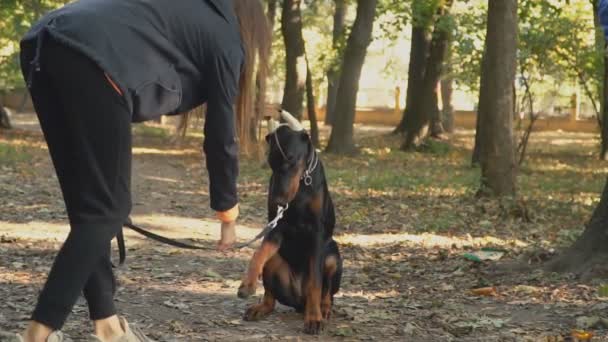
[1,120,608,340]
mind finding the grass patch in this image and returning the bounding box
[132,124,171,139]
[0,142,32,165]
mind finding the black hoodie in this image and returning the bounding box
[21,0,242,212]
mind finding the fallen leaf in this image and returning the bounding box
[571,330,593,341]
[470,287,498,297]
[163,300,189,310]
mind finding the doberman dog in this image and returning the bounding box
[237,113,343,335]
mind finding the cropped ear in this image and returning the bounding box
[265,134,271,144]
[300,130,310,142]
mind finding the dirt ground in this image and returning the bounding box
[1,114,608,341]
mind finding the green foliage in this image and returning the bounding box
[0,0,69,92]
[450,1,486,92]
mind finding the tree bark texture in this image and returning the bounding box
[476,0,518,196]
[325,0,347,126]
[281,0,306,119]
[326,0,377,154]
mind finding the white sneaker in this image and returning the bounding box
[0,331,71,342]
[89,316,153,342]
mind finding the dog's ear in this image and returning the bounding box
[265,134,271,144]
[300,131,310,142]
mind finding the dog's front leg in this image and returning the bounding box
[237,234,281,299]
[304,231,324,334]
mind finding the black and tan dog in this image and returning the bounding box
[237,111,343,334]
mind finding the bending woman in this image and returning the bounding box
[5,0,269,341]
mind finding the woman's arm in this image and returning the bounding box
[203,48,242,216]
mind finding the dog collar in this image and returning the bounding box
[272,128,318,187]
[301,148,318,186]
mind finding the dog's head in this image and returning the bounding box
[266,111,312,206]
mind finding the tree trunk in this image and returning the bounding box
[430,83,445,138]
[546,178,608,278]
[306,62,320,148]
[441,77,454,133]
[325,0,377,154]
[325,0,347,126]
[252,0,278,142]
[281,0,306,119]
[471,106,481,166]
[393,21,431,134]
[401,1,452,150]
[476,0,518,196]
[441,41,455,133]
[0,106,12,130]
[594,0,608,160]
[602,60,608,160]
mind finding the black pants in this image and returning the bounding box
[21,38,132,330]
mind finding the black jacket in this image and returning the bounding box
[21,0,242,212]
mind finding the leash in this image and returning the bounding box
[114,204,288,265]
[114,123,316,265]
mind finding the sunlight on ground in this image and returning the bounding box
[336,232,527,248]
[0,217,527,251]
[132,147,198,156]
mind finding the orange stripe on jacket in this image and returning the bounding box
[104,73,123,96]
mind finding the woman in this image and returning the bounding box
[4,0,270,341]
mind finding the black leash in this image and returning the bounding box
[114,205,288,266]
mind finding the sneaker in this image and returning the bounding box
[0,331,71,342]
[89,316,153,342]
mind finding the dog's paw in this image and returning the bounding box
[243,303,272,321]
[303,319,324,335]
[321,305,332,321]
[237,282,257,299]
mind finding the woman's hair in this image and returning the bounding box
[179,0,271,154]
[233,0,271,153]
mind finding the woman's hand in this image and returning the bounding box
[216,204,239,251]
[217,220,236,251]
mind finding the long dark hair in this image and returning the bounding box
[180,0,271,153]
[234,0,271,153]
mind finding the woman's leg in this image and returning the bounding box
[83,243,117,322]
[20,37,132,339]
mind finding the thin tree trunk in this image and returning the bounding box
[326,0,377,154]
[477,0,518,196]
[325,0,346,126]
[281,0,306,119]
[471,107,481,166]
[430,83,445,138]
[402,1,452,150]
[306,62,320,147]
[516,70,538,165]
[441,40,455,133]
[441,77,454,133]
[252,0,278,142]
[393,20,430,134]
[602,58,608,160]
[594,0,608,160]
[0,106,12,129]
